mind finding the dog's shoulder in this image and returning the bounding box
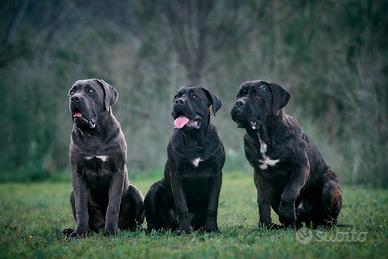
[206,123,223,146]
[282,113,328,169]
[279,114,302,138]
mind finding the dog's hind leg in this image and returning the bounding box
[119,184,145,231]
[313,171,342,228]
[296,197,314,228]
[144,180,176,232]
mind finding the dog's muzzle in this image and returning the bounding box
[172,101,202,130]
[231,100,246,128]
[70,96,96,129]
[231,99,261,130]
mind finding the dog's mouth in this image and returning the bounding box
[248,120,262,130]
[231,110,262,130]
[72,109,96,129]
[173,112,202,130]
[231,109,247,128]
[235,118,262,130]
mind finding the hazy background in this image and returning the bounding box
[0,0,387,187]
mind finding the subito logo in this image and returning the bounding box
[295,227,313,244]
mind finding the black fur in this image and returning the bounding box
[231,80,342,228]
[144,86,225,233]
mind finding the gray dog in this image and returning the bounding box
[64,78,144,238]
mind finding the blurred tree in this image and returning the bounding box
[0,0,386,186]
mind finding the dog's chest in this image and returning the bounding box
[257,141,280,170]
[175,156,214,178]
[84,155,109,162]
[191,157,203,167]
[81,154,111,176]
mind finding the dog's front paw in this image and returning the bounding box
[63,228,74,237]
[176,226,192,235]
[68,225,89,239]
[104,223,118,236]
[176,219,192,234]
[176,223,192,234]
[176,213,192,234]
[205,213,219,233]
[204,219,219,233]
[279,201,296,227]
[258,222,283,230]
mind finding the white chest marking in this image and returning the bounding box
[192,157,202,167]
[259,156,280,170]
[96,155,108,162]
[258,141,279,170]
[84,155,108,162]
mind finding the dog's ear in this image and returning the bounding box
[200,87,222,116]
[96,79,118,111]
[269,83,290,116]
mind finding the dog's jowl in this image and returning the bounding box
[64,79,144,238]
[230,80,342,228]
[144,86,225,233]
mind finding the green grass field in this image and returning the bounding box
[0,173,387,259]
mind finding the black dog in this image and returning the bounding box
[65,79,144,238]
[144,86,225,233]
[230,80,342,228]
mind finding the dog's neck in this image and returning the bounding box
[246,110,287,146]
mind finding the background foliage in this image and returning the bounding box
[0,0,387,186]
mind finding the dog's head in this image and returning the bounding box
[172,86,222,132]
[68,79,118,130]
[230,80,290,130]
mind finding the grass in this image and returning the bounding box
[0,173,387,259]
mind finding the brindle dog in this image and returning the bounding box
[231,80,342,228]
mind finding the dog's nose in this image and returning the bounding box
[175,98,186,105]
[235,99,245,107]
[71,95,81,102]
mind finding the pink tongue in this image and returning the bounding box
[73,112,82,118]
[174,116,189,129]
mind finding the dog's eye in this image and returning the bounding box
[69,90,74,95]
[88,89,94,93]
[191,94,197,99]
